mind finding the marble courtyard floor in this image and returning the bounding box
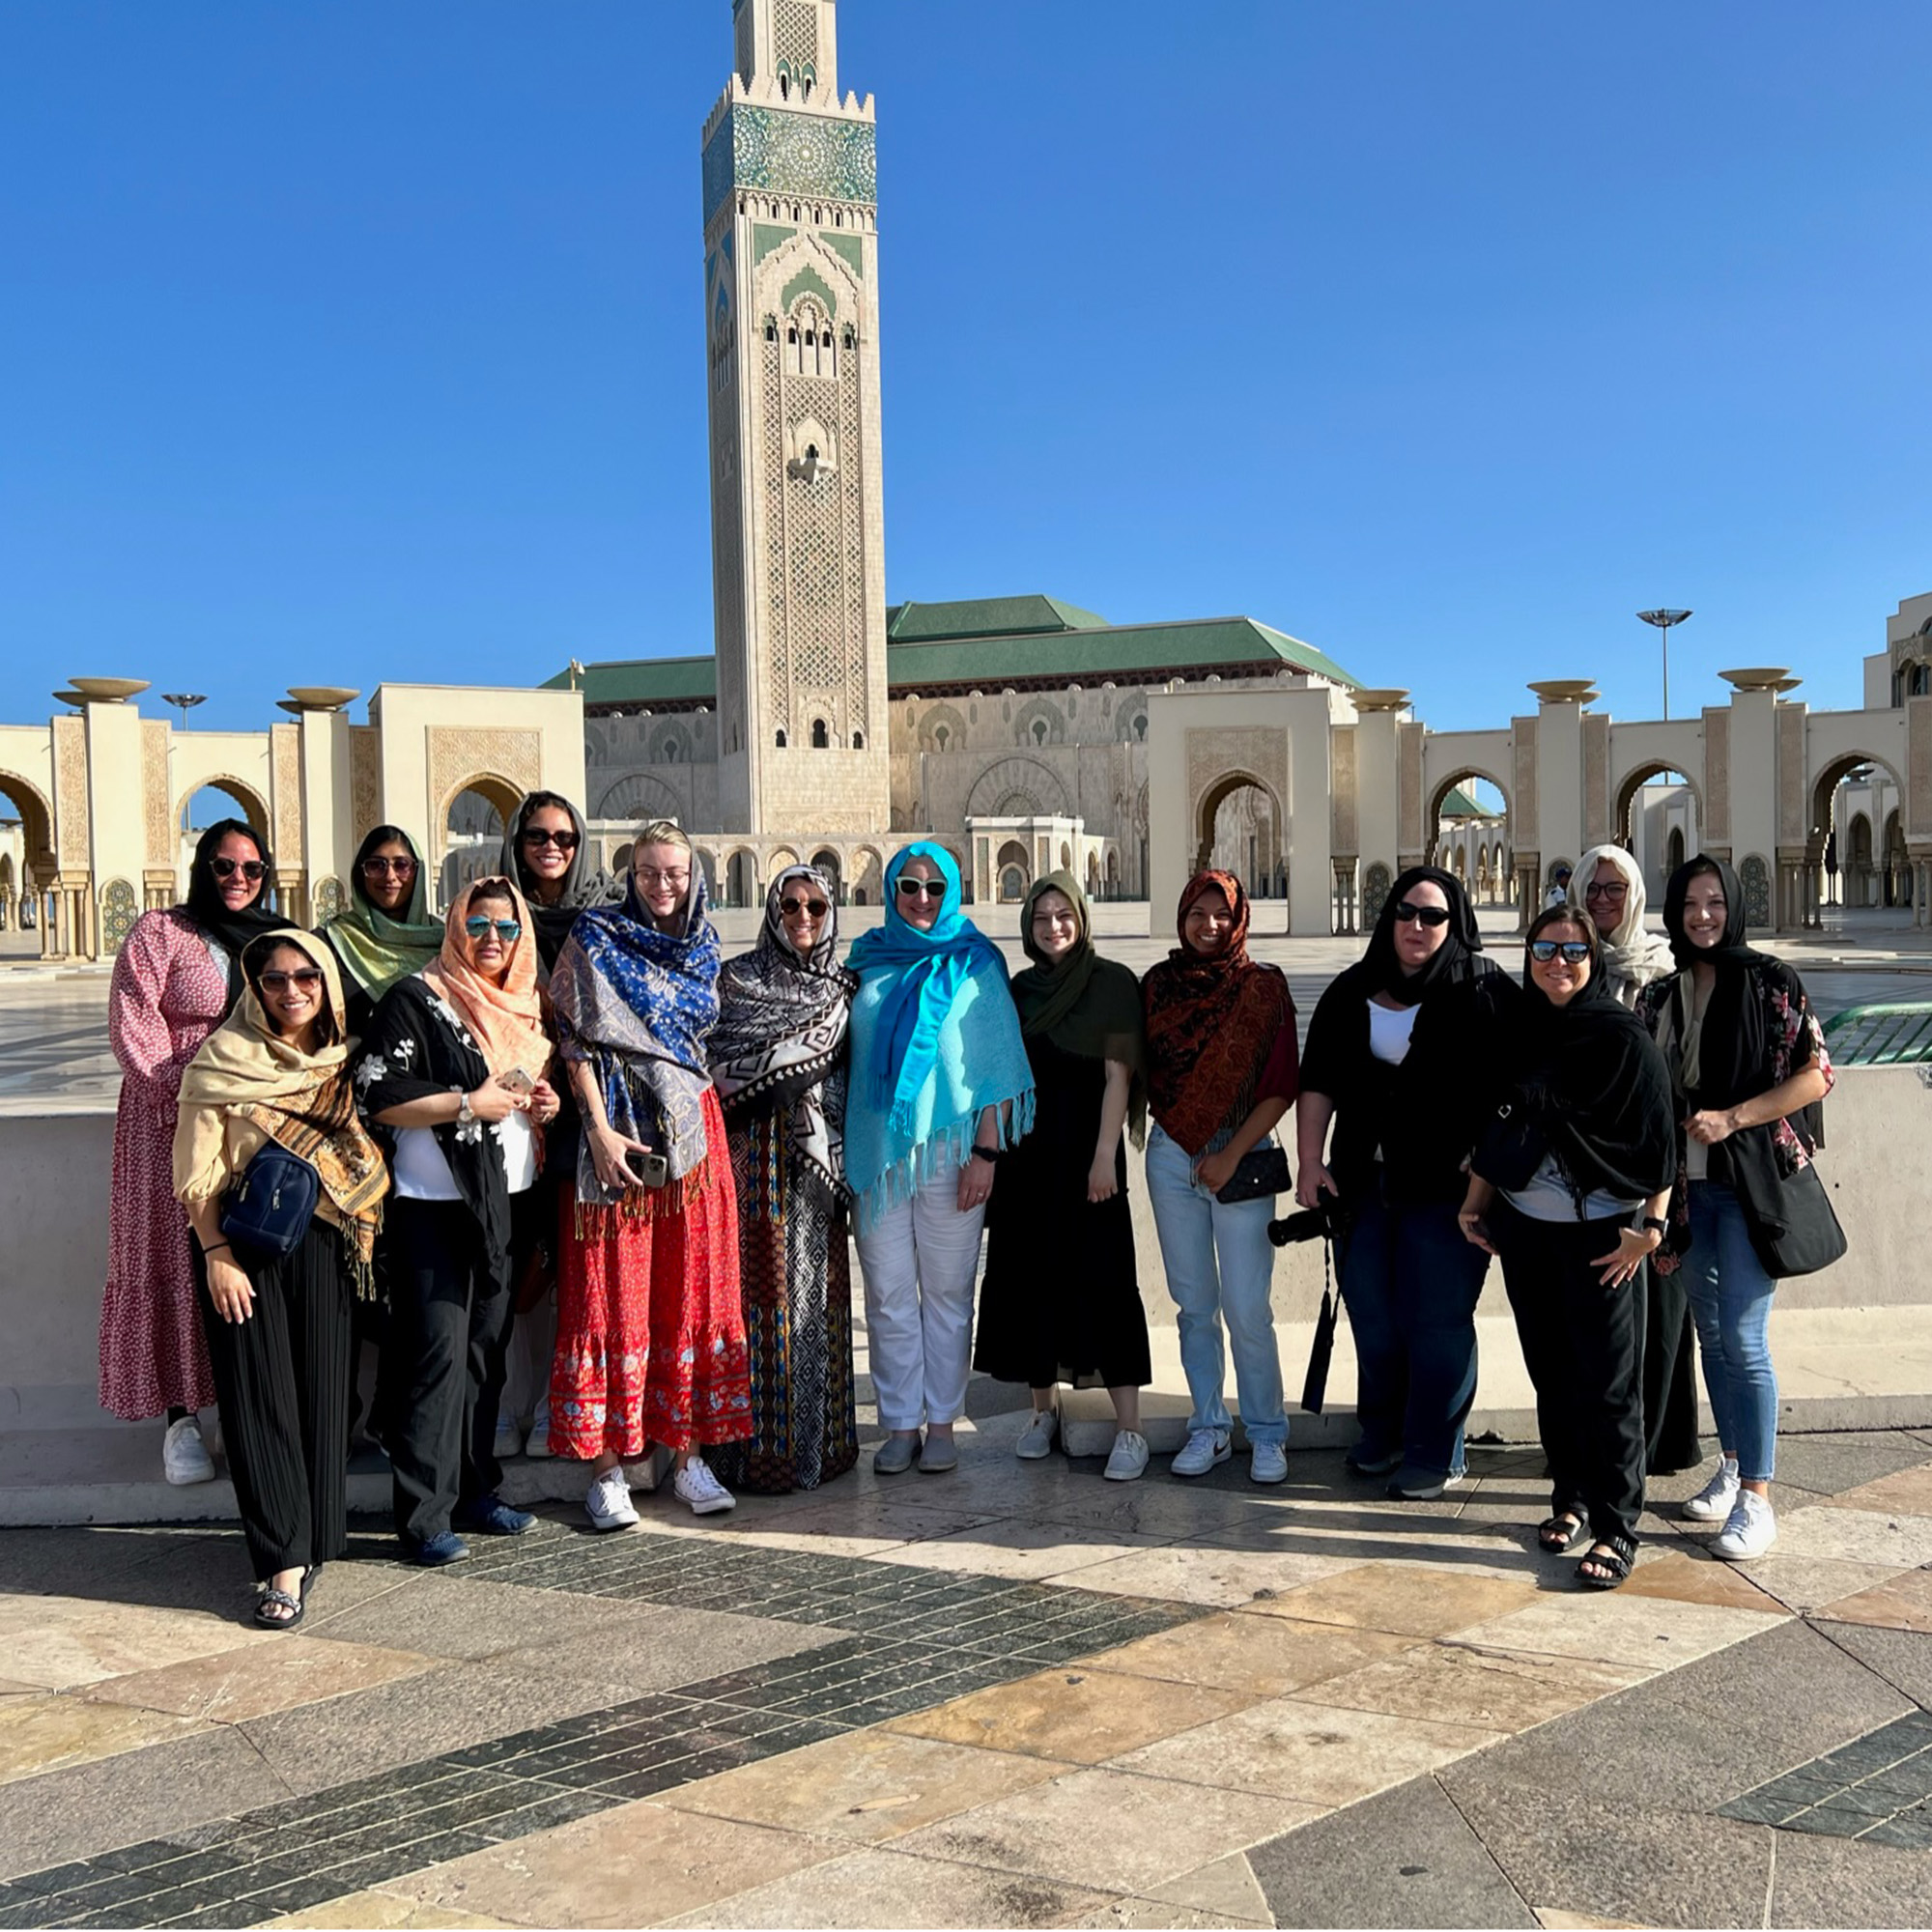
[5,1415,1932,1928]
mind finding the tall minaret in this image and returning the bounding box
[701,0,889,836]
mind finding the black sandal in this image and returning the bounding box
[1538,1513,1585,1553]
[253,1585,303,1631]
[1577,1535,1636,1590]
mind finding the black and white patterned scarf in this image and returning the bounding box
[708,867,858,1205]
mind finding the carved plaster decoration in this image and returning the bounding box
[270,723,304,865]
[52,714,89,867]
[1184,728,1288,833]
[350,726,382,838]
[426,726,543,820]
[1910,696,1932,838]
[141,722,173,864]
[1582,713,1610,846]
[1512,715,1540,846]
[1703,708,1730,842]
[1778,705,1807,844]
[1329,726,1358,853]
[1398,724,1424,853]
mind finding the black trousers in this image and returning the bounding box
[378,1195,522,1545]
[1493,1198,1647,1546]
[1643,1260,1703,1476]
[194,1220,353,1581]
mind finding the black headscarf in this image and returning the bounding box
[176,818,283,1004]
[1361,866,1492,1007]
[497,791,623,973]
[1502,911,1678,1209]
[1658,852,1824,1146]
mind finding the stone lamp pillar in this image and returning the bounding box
[1526,679,1599,913]
[1718,668,1790,932]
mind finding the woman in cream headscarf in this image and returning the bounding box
[174,931,389,1629]
[1569,845,1674,1009]
[1570,842,1700,1473]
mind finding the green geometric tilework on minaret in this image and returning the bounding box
[704,105,877,214]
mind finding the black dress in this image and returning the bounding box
[975,1034,1151,1390]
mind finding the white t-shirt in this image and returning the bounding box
[1367,1001,1420,1066]
[392,1110,537,1202]
[1504,1151,1641,1224]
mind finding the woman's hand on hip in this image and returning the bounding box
[1594,1225,1662,1288]
[589,1124,649,1193]
[1295,1161,1337,1212]
[957,1153,995,1213]
[208,1255,255,1324]
[1086,1155,1118,1204]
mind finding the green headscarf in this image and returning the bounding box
[1009,870,1148,1145]
[319,825,446,1004]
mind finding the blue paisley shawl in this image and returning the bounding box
[551,866,723,1225]
[844,843,1036,1235]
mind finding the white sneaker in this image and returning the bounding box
[1713,1491,1777,1561]
[162,1416,215,1486]
[1171,1428,1232,1478]
[1103,1430,1150,1482]
[1016,1409,1059,1461]
[1682,1458,1741,1522]
[585,1468,639,1532]
[673,1456,736,1517]
[1250,1440,1289,1485]
[493,1415,524,1461]
[525,1401,553,1460]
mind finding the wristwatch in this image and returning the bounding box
[971,1144,1002,1163]
[1640,1215,1667,1237]
[456,1087,475,1126]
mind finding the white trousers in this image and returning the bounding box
[856,1164,987,1431]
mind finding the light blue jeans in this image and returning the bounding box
[1684,1182,1778,1482]
[1144,1123,1287,1446]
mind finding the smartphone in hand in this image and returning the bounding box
[626,1148,669,1189]
[497,1067,535,1095]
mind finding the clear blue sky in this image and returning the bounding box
[2,1,1927,737]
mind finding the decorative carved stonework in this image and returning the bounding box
[270,724,304,864]
[1330,726,1358,852]
[1910,696,1932,837]
[141,722,173,864]
[350,726,382,839]
[426,726,543,818]
[1398,724,1424,852]
[1184,727,1287,829]
[52,714,89,866]
[1582,713,1610,846]
[1703,708,1730,842]
[1512,715,1539,846]
[1778,704,1806,843]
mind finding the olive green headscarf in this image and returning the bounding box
[1009,870,1147,1145]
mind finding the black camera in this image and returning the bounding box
[1268,1194,1339,1247]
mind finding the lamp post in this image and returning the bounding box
[1635,611,1691,721]
[162,693,208,731]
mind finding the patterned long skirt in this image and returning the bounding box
[711,1109,858,1495]
[549,1088,752,1460]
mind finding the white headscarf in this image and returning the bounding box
[1569,844,1674,1007]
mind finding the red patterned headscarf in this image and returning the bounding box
[1142,870,1293,1154]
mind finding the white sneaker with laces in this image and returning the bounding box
[1015,1409,1059,1461]
[525,1400,553,1460]
[1713,1491,1776,1561]
[1103,1430,1150,1482]
[585,1468,639,1531]
[162,1416,215,1486]
[673,1456,737,1516]
[1250,1439,1289,1485]
[493,1415,524,1461]
[1171,1428,1232,1478]
[1683,1458,1741,1522]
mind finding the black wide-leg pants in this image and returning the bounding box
[378,1196,520,1546]
[1493,1198,1648,1547]
[194,1220,353,1582]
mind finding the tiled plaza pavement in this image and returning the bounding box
[4,1416,1932,1929]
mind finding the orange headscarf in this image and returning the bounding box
[420,876,553,1084]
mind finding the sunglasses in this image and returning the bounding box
[522,828,580,851]
[360,856,417,877]
[895,877,947,900]
[1529,940,1593,965]
[465,916,523,941]
[780,895,830,918]
[210,857,267,882]
[257,967,323,993]
[1393,902,1450,926]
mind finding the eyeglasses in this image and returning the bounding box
[1393,902,1450,927]
[522,828,580,851]
[257,968,323,993]
[780,895,830,918]
[210,857,267,882]
[636,867,689,888]
[1583,882,1627,901]
[1529,940,1593,965]
[360,856,417,878]
[895,877,947,900]
[464,916,523,941]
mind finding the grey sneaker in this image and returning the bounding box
[874,1434,920,1475]
[162,1416,215,1486]
[1171,1428,1232,1478]
[1103,1430,1151,1482]
[1016,1410,1059,1461]
[1683,1459,1742,1522]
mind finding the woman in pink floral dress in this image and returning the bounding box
[100,819,282,1481]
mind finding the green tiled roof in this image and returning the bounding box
[549,609,1359,708]
[1439,784,1501,819]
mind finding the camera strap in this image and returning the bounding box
[1299,1237,1339,1416]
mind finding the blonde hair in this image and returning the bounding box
[632,819,692,858]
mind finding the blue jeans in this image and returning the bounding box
[1144,1124,1287,1446]
[1335,1172,1490,1483]
[1684,1183,1778,1482]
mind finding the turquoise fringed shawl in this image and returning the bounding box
[844,843,1035,1234]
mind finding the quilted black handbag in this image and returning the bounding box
[220,1145,321,1262]
[1213,1144,1293,1206]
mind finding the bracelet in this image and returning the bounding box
[202,1242,232,1258]
[971,1144,1001,1163]
[1640,1216,1668,1237]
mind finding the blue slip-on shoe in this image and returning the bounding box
[409,1530,471,1567]
[454,1495,537,1536]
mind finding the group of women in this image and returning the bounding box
[99,805,1832,1627]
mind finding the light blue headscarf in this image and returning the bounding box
[844,843,1036,1234]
